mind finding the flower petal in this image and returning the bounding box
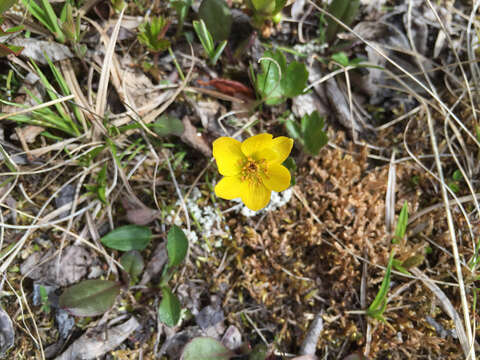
[215,176,243,200]
[241,181,271,211]
[270,136,294,164]
[241,133,273,158]
[213,137,244,176]
[262,164,291,192]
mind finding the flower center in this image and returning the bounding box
[239,157,268,184]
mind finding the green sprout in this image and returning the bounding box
[192,19,227,66]
[137,16,171,53]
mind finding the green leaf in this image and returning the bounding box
[181,337,234,360]
[281,61,308,98]
[256,50,286,105]
[198,0,232,43]
[152,115,184,136]
[0,43,23,57]
[256,49,308,105]
[251,0,275,13]
[301,111,328,155]
[120,250,145,279]
[59,280,121,317]
[167,225,189,268]
[282,157,296,186]
[367,252,394,321]
[331,52,350,67]
[401,255,424,270]
[452,169,463,181]
[101,225,152,251]
[393,202,408,243]
[158,286,181,327]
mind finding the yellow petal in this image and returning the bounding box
[241,133,273,158]
[213,137,244,176]
[270,136,294,164]
[215,176,243,200]
[262,164,291,192]
[240,181,271,211]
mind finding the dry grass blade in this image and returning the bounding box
[424,106,474,358]
[411,268,470,356]
[94,6,125,120]
[385,151,396,233]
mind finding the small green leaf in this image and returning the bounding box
[301,111,328,155]
[281,61,308,98]
[401,255,424,270]
[367,252,394,321]
[393,202,408,243]
[59,280,121,317]
[158,286,181,327]
[101,225,152,251]
[198,0,232,42]
[181,337,234,360]
[331,52,350,67]
[452,169,463,181]
[120,250,145,279]
[152,115,184,136]
[282,157,296,186]
[167,225,189,268]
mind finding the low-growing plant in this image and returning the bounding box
[137,16,171,54]
[193,19,227,66]
[283,110,328,156]
[253,49,309,105]
[59,224,189,322]
[0,58,85,137]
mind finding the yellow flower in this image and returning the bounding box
[213,133,293,211]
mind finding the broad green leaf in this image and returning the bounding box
[101,225,152,251]
[153,115,184,136]
[59,280,121,317]
[256,50,286,105]
[167,225,188,268]
[256,50,308,105]
[251,0,275,13]
[158,286,181,327]
[393,202,408,243]
[281,61,308,98]
[120,250,145,279]
[273,0,287,14]
[301,111,328,155]
[199,0,232,42]
[181,337,234,360]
